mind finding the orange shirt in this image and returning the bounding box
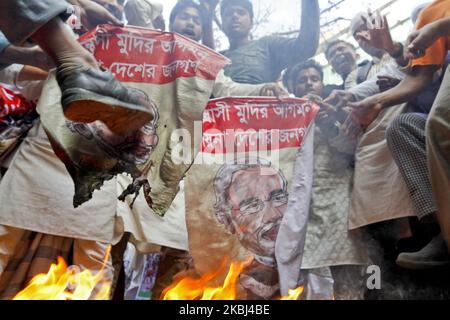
[412,0,450,68]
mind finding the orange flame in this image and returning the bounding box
[162,258,251,300]
[13,245,112,300]
[162,256,303,300]
[279,286,304,300]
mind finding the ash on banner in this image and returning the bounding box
[38,25,230,210]
[185,97,318,299]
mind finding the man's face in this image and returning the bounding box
[227,167,288,258]
[221,5,253,40]
[326,42,358,78]
[171,6,203,41]
[353,24,385,58]
[293,67,324,98]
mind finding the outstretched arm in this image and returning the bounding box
[293,0,320,63]
[200,0,219,50]
[349,65,436,127]
[269,0,320,77]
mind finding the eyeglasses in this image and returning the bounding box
[236,191,289,215]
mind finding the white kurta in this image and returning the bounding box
[346,58,416,229]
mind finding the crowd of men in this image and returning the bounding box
[0,0,449,300]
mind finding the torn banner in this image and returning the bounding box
[185,97,318,299]
[37,25,229,210]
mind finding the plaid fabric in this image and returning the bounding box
[0,226,72,300]
[386,113,437,220]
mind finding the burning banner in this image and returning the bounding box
[185,97,318,299]
[0,85,37,163]
[37,25,229,210]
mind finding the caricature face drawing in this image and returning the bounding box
[213,160,288,259]
[66,92,160,166]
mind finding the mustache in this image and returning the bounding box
[258,222,281,240]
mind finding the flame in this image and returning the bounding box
[13,245,112,300]
[279,286,304,300]
[162,256,304,300]
[162,258,252,300]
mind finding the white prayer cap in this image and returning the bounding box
[350,11,366,37]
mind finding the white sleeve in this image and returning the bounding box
[348,62,406,101]
[212,69,265,98]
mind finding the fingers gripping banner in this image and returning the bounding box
[37,25,229,211]
[185,97,318,299]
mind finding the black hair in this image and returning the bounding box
[169,0,207,28]
[220,0,254,19]
[324,39,356,60]
[283,59,324,90]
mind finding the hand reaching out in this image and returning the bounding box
[348,96,384,128]
[405,20,443,59]
[356,9,396,53]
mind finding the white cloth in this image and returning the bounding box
[348,58,406,100]
[349,104,417,229]
[212,70,264,98]
[342,56,416,229]
[275,125,314,296]
[0,64,44,101]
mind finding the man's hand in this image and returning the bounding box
[348,96,384,128]
[376,75,401,92]
[342,111,363,139]
[323,90,356,110]
[357,9,396,53]
[259,84,289,99]
[311,95,335,124]
[74,0,124,30]
[29,46,55,71]
[308,94,345,138]
[200,0,219,12]
[406,20,443,59]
